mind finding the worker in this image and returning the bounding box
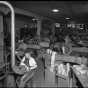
[62,35,72,55]
[18,49,37,88]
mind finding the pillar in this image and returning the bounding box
[0,14,4,66]
[51,23,55,37]
[36,18,42,38]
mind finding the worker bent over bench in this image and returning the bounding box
[18,49,37,88]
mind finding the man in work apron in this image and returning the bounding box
[18,51,37,88]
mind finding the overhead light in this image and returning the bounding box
[55,23,60,27]
[66,17,70,20]
[52,9,59,13]
[32,18,39,21]
[32,18,36,21]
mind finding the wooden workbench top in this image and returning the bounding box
[43,54,82,65]
[72,67,88,88]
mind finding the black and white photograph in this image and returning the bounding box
[0,1,88,88]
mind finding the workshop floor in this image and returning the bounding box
[33,59,68,87]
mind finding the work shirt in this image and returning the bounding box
[20,56,37,72]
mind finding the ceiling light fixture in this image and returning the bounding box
[52,9,59,13]
[66,17,70,20]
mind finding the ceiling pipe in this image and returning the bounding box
[0,1,16,73]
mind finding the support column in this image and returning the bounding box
[50,23,55,43]
[0,14,4,66]
[36,18,42,38]
[51,23,55,37]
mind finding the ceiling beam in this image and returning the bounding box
[14,7,55,23]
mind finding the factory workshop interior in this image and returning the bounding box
[0,1,88,88]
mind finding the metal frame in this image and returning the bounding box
[0,1,15,72]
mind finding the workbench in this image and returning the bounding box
[15,47,88,88]
[72,67,88,88]
[41,53,88,88]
